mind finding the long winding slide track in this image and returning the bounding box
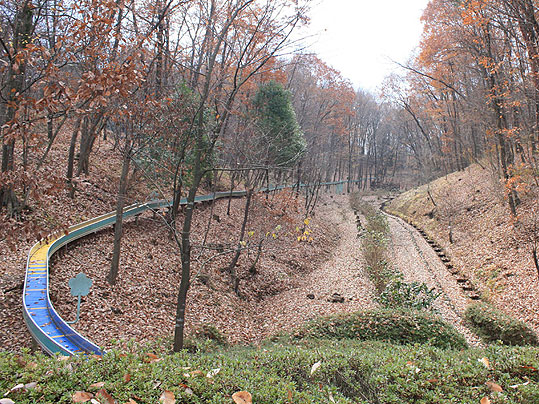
[23,183,348,356]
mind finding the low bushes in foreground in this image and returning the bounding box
[465,302,539,346]
[1,340,538,404]
[293,309,468,350]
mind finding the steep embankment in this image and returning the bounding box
[387,164,539,336]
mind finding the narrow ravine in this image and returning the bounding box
[248,195,377,342]
[246,194,482,346]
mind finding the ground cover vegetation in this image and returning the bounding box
[1,337,538,404]
[292,309,468,349]
[465,302,539,346]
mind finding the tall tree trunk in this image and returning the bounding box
[0,1,34,214]
[514,0,539,153]
[227,172,236,215]
[347,132,353,193]
[169,147,187,233]
[227,189,253,296]
[155,0,165,94]
[107,139,132,285]
[77,117,91,175]
[533,247,539,279]
[295,161,302,196]
[66,117,82,198]
[172,0,272,352]
[173,129,205,352]
[77,113,103,176]
[484,24,519,216]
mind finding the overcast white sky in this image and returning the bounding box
[297,0,430,92]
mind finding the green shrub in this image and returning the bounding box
[294,309,468,350]
[364,259,396,294]
[1,341,539,403]
[465,302,539,346]
[378,275,441,311]
[361,204,389,235]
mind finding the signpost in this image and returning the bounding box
[67,273,93,324]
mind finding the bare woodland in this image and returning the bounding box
[1,0,539,351]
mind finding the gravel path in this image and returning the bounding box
[249,195,377,341]
[383,210,483,347]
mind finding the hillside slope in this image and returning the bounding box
[1,126,367,353]
[387,164,539,336]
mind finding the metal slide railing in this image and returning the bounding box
[22,182,352,355]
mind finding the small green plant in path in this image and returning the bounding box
[378,274,442,311]
[357,200,395,294]
[353,196,441,312]
[465,302,539,346]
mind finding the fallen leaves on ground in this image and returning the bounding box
[310,360,321,375]
[486,381,503,392]
[190,370,204,378]
[509,380,529,389]
[179,384,194,396]
[206,368,220,378]
[479,357,490,369]
[72,391,93,403]
[96,389,114,404]
[232,391,252,404]
[159,390,175,404]
[143,353,161,363]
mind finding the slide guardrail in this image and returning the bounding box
[22,181,354,356]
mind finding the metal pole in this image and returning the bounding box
[67,295,81,324]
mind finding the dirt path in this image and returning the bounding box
[383,210,483,346]
[249,195,377,341]
[247,195,481,346]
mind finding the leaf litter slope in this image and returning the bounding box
[2,147,490,353]
[0,129,129,352]
[250,195,377,338]
[0,127,375,352]
[44,194,377,350]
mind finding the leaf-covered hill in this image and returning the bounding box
[387,164,539,337]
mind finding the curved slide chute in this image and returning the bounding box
[22,182,351,355]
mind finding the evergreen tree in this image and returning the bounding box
[254,80,305,167]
